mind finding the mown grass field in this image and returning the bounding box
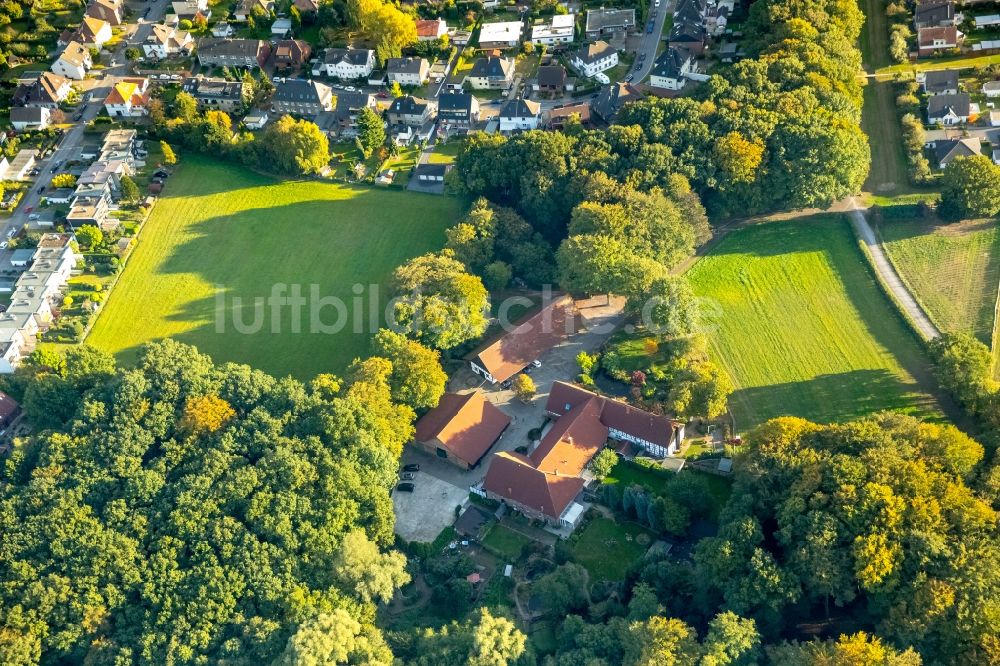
[87,155,461,379]
[570,518,655,582]
[878,217,1000,344]
[686,217,942,430]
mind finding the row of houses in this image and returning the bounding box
[0,234,79,373]
[66,130,141,231]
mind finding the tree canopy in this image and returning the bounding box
[0,341,416,664]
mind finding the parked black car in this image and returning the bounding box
[403,463,420,472]
[396,482,415,492]
[400,472,415,481]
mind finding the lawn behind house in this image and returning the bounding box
[686,216,943,430]
[87,155,461,379]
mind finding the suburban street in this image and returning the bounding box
[631,0,671,82]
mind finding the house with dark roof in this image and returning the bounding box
[649,47,694,91]
[183,76,245,112]
[668,18,706,54]
[465,56,514,89]
[312,48,375,79]
[927,92,971,124]
[499,98,541,132]
[271,78,333,117]
[920,69,959,95]
[914,0,956,29]
[274,39,312,71]
[591,82,643,121]
[570,40,618,78]
[413,162,451,184]
[10,107,51,131]
[438,92,480,131]
[470,294,578,384]
[314,92,377,137]
[482,381,684,526]
[585,8,635,40]
[13,72,72,108]
[532,65,571,97]
[413,391,511,468]
[196,38,271,68]
[387,57,430,86]
[387,95,435,126]
[918,26,962,56]
[234,0,274,21]
[933,137,980,166]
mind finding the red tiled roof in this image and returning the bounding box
[0,391,19,422]
[416,18,445,37]
[414,391,511,467]
[547,380,677,449]
[530,396,607,476]
[918,25,958,46]
[483,451,585,519]
[472,294,578,383]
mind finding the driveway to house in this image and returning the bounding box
[846,198,941,341]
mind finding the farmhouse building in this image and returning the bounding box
[414,391,511,469]
[469,294,577,384]
[482,381,684,526]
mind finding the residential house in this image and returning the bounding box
[293,0,319,13]
[51,41,92,80]
[234,0,274,21]
[927,92,971,124]
[649,47,694,91]
[465,55,514,89]
[546,102,591,129]
[933,137,980,166]
[144,23,194,59]
[6,150,37,181]
[103,78,150,117]
[196,38,271,68]
[386,57,429,86]
[478,21,523,49]
[271,17,293,39]
[412,162,450,185]
[314,92,376,137]
[498,98,541,132]
[416,18,448,41]
[413,391,511,469]
[991,109,1000,127]
[85,0,123,26]
[75,16,113,48]
[914,0,956,29]
[668,17,706,55]
[437,92,480,132]
[530,14,575,46]
[274,39,311,71]
[13,72,72,109]
[983,80,1000,97]
[312,48,376,79]
[920,69,959,95]
[0,392,21,427]
[271,78,333,117]
[585,9,635,40]
[387,95,435,126]
[570,40,618,78]
[482,381,684,527]
[212,22,234,37]
[183,76,245,112]
[918,26,962,56]
[591,82,643,121]
[171,0,209,19]
[470,294,577,384]
[533,64,571,97]
[10,107,51,131]
[243,110,269,129]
